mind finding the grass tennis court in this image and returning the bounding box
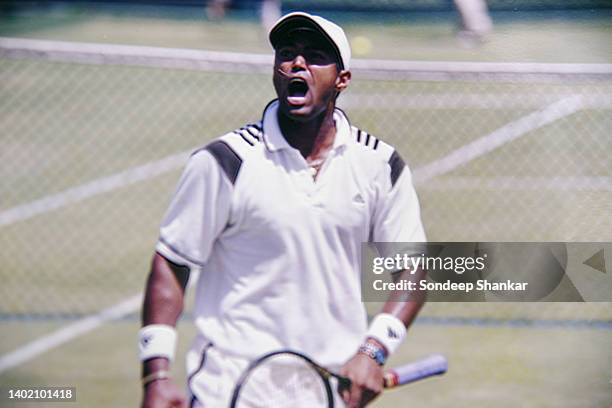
[1,6,611,407]
[1,320,611,407]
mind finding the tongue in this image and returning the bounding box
[287,95,307,105]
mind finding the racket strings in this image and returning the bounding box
[233,355,330,407]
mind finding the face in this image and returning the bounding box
[273,30,351,121]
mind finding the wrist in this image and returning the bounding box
[358,341,387,366]
[365,313,406,356]
[365,337,388,357]
[139,324,177,362]
[142,357,170,377]
[142,370,171,387]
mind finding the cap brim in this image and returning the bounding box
[269,14,344,70]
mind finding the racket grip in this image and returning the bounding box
[383,354,448,388]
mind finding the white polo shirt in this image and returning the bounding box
[156,100,425,367]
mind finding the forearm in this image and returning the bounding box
[364,267,426,357]
[341,269,427,406]
[141,252,190,377]
[380,267,427,328]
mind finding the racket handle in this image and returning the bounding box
[383,354,448,388]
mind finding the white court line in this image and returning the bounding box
[0,97,586,372]
[0,294,142,374]
[412,96,584,183]
[0,97,586,228]
[0,151,190,227]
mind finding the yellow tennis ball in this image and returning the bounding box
[351,36,372,56]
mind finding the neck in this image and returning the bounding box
[278,104,336,159]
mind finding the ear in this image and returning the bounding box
[335,70,352,93]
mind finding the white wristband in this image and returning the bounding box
[365,314,406,355]
[139,324,177,362]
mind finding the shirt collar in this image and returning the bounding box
[262,100,352,152]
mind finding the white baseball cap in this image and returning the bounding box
[269,12,352,70]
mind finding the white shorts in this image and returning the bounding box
[185,337,346,408]
[186,338,247,407]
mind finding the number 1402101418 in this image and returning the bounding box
[5,387,75,401]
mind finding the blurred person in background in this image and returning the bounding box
[205,0,229,19]
[453,0,493,44]
[206,0,281,31]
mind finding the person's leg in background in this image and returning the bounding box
[206,0,232,20]
[453,0,493,44]
[260,0,281,32]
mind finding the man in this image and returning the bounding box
[140,12,426,408]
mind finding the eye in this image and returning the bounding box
[277,47,295,60]
[306,50,332,65]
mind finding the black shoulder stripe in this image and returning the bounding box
[244,126,261,140]
[205,140,243,185]
[248,122,263,131]
[388,150,405,187]
[354,127,380,150]
[234,130,254,146]
[373,138,380,150]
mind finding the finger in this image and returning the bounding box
[359,389,376,407]
[360,381,382,406]
[172,393,186,408]
[367,379,383,397]
[348,384,363,408]
[341,387,350,405]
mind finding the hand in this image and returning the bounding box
[142,378,186,408]
[339,352,384,408]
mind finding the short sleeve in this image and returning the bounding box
[371,154,426,246]
[155,150,232,268]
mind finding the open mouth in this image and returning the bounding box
[288,78,309,98]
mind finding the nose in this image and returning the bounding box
[290,54,307,72]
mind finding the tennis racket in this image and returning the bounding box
[229,350,447,408]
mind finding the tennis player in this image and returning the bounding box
[140,12,426,408]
